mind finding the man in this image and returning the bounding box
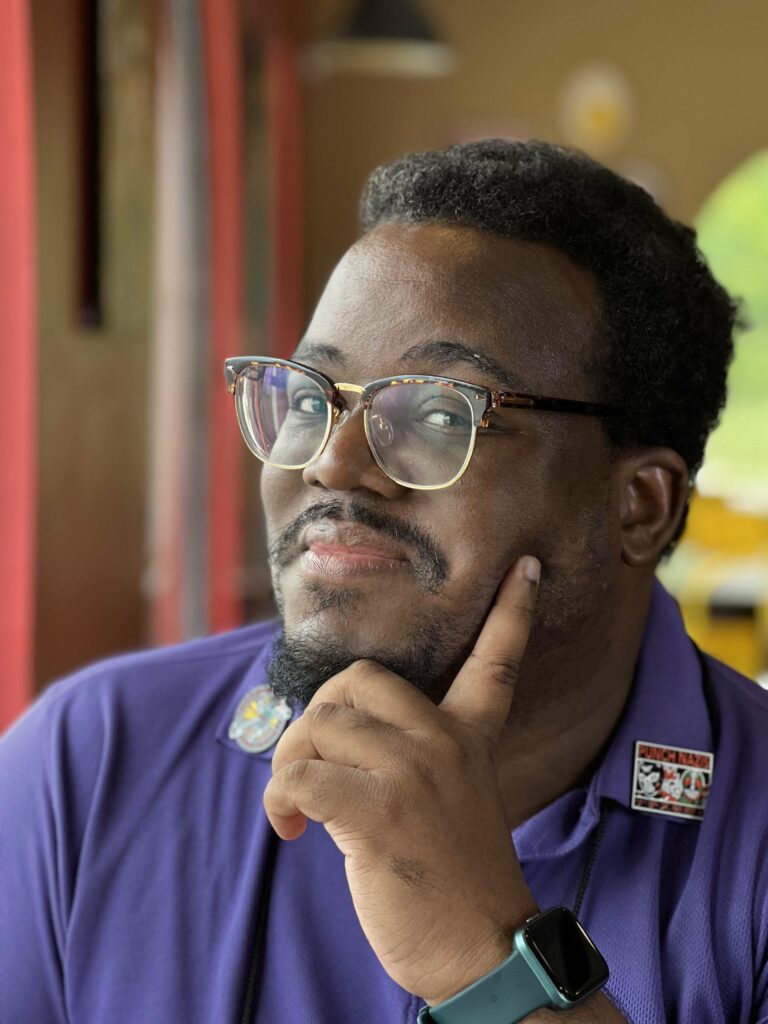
[1,140,766,1024]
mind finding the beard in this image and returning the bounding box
[266,609,469,708]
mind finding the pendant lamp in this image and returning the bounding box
[305,0,456,79]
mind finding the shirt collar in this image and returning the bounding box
[592,577,712,809]
[514,578,713,859]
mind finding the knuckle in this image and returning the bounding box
[310,700,341,725]
[487,656,522,688]
[283,758,313,787]
[510,599,535,623]
[282,759,330,808]
[352,658,385,680]
[348,710,377,731]
[312,676,342,703]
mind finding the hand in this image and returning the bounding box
[263,556,541,1005]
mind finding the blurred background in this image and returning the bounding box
[2,0,767,733]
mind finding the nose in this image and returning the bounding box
[302,405,407,498]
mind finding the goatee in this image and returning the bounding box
[267,618,461,707]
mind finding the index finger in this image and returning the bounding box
[439,556,540,740]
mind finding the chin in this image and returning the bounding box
[271,585,469,707]
[280,569,413,639]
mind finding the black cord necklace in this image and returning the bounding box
[239,827,279,1024]
[572,801,612,918]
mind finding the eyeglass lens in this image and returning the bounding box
[235,364,476,488]
[365,381,475,487]
[236,364,331,468]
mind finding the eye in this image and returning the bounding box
[415,395,472,431]
[289,391,327,416]
[421,408,470,429]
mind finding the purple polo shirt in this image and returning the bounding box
[2,581,767,1023]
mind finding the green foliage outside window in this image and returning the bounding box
[695,151,768,508]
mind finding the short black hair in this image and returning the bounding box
[359,139,739,551]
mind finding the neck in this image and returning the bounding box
[497,576,653,829]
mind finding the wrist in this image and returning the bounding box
[426,904,539,1007]
[419,907,609,1024]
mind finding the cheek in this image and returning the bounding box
[434,481,529,594]
[260,464,302,536]
[447,439,615,586]
[539,450,616,572]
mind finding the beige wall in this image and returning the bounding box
[301,0,768,309]
[33,0,153,688]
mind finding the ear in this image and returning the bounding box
[615,448,690,566]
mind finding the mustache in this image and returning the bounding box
[268,499,449,593]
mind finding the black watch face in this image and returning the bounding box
[525,907,609,1001]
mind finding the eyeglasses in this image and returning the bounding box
[224,356,622,491]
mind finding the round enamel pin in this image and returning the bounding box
[228,685,292,754]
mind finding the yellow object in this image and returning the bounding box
[685,495,768,551]
[659,495,768,679]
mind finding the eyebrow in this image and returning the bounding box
[294,338,522,389]
[398,339,520,388]
[291,341,348,368]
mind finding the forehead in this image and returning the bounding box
[301,222,603,394]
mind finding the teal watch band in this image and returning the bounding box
[416,944,548,1024]
[416,907,609,1024]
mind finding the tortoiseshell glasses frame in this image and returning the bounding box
[224,356,622,491]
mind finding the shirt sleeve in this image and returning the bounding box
[0,677,104,1023]
[753,827,768,1022]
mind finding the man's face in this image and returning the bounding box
[262,222,621,707]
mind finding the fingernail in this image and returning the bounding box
[522,557,540,584]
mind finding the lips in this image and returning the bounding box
[299,521,411,579]
[301,522,410,562]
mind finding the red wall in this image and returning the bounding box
[0,0,37,732]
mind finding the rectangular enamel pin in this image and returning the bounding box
[632,740,714,821]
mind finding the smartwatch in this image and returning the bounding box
[417,906,608,1023]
